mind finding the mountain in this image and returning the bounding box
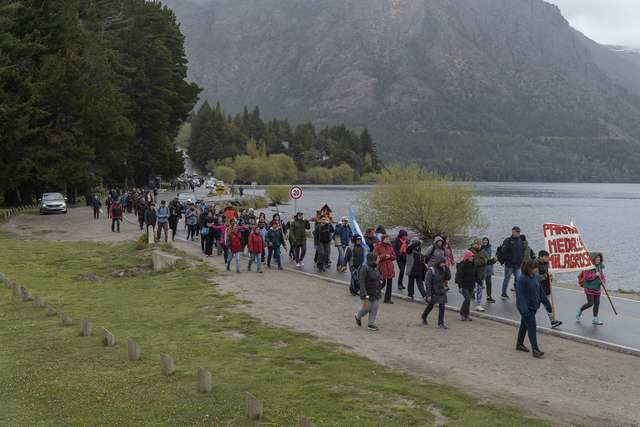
[162,0,640,181]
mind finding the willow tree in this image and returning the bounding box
[359,164,481,239]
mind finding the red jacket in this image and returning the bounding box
[109,203,123,220]
[248,232,264,253]
[375,241,396,279]
[229,230,243,253]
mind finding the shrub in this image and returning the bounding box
[213,165,236,184]
[331,163,354,184]
[265,186,291,205]
[307,166,332,184]
[358,164,481,239]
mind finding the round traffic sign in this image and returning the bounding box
[290,186,303,200]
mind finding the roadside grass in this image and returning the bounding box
[0,237,548,426]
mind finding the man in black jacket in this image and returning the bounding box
[354,253,383,331]
[500,226,525,299]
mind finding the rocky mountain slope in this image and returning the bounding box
[163,0,640,181]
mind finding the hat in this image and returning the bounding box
[398,229,408,238]
[512,226,521,232]
[471,237,481,245]
[538,250,549,257]
[463,250,474,261]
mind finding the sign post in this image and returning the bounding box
[290,186,303,214]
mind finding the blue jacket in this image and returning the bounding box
[483,244,494,276]
[333,223,352,248]
[502,236,524,268]
[157,206,169,223]
[515,274,552,317]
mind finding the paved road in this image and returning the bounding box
[154,188,640,355]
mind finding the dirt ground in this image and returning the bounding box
[4,207,640,427]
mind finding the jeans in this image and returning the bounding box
[111,218,121,232]
[337,246,347,267]
[317,242,331,270]
[93,207,100,219]
[475,279,484,304]
[422,303,445,325]
[517,314,539,351]
[397,256,406,287]
[408,276,426,299]
[349,267,361,294]
[356,298,380,327]
[293,245,306,263]
[156,222,169,242]
[226,251,241,272]
[580,294,601,317]
[485,276,493,299]
[187,224,197,240]
[501,266,521,295]
[383,278,393,302]
[248,252,261,272]
[268,247,282,269]
[460,288,472,317]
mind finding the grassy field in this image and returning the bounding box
[0,233,548,426]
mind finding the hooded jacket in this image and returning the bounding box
[289,218,310,246]
[425,263,451,304]
[248,229,265,253]
[374,239,396,279]
[516,273,552,317]
[334,223,353,248]
[422,236,447,267]
[406,241,426,278]
[358,253,383,301]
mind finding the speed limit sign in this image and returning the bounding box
[290,186,303,200]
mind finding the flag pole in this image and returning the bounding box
[598,266,618,316]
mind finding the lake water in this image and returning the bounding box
[251,183,640,291]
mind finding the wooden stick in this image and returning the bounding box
[600,280,618,316]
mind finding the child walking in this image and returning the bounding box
[577,252,606,325]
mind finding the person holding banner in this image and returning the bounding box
[576,252,606,325]
[515,260,552,358]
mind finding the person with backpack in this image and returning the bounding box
[248,226,265,273]
[406,240,427,300]
[354,253,384,331]
[516,260,552,358]
[109,200,124,233]
[469,238,488,312]
[576,252,606,325]
[314,217,334,272]
[168,198,181,241]
[185,205,198,241]
[137,199,147,231]
[421,256,451,328]
[156,200,170,243]
[91,195,102,219]
[393,230,409,290]
[375,234,396,304]
[266,222,287,270]
[456,251,477,321]
[345,235,368,295]
[422,236,446,268]
[288,212,310,268]
[537,250,562,328]
[498,226,525,299]
[481,237,497,303]
[198,207,209,252]
[334,216,353,272]
[144,202,157,236]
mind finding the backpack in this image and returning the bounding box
[454,261,464,286]
[112,206,122,218]
[496,245,506,265]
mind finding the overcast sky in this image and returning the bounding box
[547,0,640,47]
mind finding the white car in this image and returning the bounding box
[205,179,216,189]
[39,192,68,214]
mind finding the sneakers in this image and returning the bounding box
[551,320,562,329]
[295,262,302,268]
[367,325,379,331]
[486,297,496,303]
[576,308,582,321]
[460,315,472,321]
[501,294,509,299]
[592,317,604,326]
[532,349,545,359]
[355,314,362,327]
[421,316,428,326]
[398,284,406,291]
[437,324,448,329]
[475,305,485,312]
[516,344,530,353]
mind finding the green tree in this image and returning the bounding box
[307,166,333,184]
[213,165,236,184]
[265,186,291,205]
[331,163,354,184]
[268,154,298,183]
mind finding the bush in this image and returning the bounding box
[213,165,236,184]
[268,154,298,184]
[331,163,354,184]
[265,186,291,205]
[358,164,481,239]
[307,166,332,184]
[239,196,268,209]
[359,172,379,184]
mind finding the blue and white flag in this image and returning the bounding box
[348,207,364,239]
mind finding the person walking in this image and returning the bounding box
[364,228,377,252]
[247,226,265,273]
[105,195,113,219]
[185,205,198,241]
[91,195,102,219]
[393,230,409,291]
[226,223,246,273]
[354,253,384,331]
[314,217,334,272]
[537,250,563,328]
[266,222,286,270]
[345,235,368,296]
[406,240,427,300]
[455,251,477,321]
[289,212,310,267]
[499,226,525,299]
[334,216,353,272]
[481,237,497,303]
[168,198,181,241]
[109,200,123,233]
[144,202,157,237]
[469,238,488,312]
[156,200,170,243]
[198,207,208,252]
[516,260,552,358]
[421,256,451,328]
[374,234,396,304]
[576,252,606,326]
[422,235,447,268]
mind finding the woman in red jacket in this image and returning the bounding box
[247,226,265,273]
[226,222,248,273]
[375,234,397,304]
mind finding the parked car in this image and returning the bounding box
[39,192,67,215]
[205,178,217,189]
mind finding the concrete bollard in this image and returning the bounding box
[245,392,263,420]
[197,367,212,393]
[79,320,92,337]
[160,353,175,376]
[127,339,141,361]
[34,296,45,308]
[101,328,116,346]
[46,305,57,316]
[299,416,316,427]
[60,312,73,326]
[21,287,33,302]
